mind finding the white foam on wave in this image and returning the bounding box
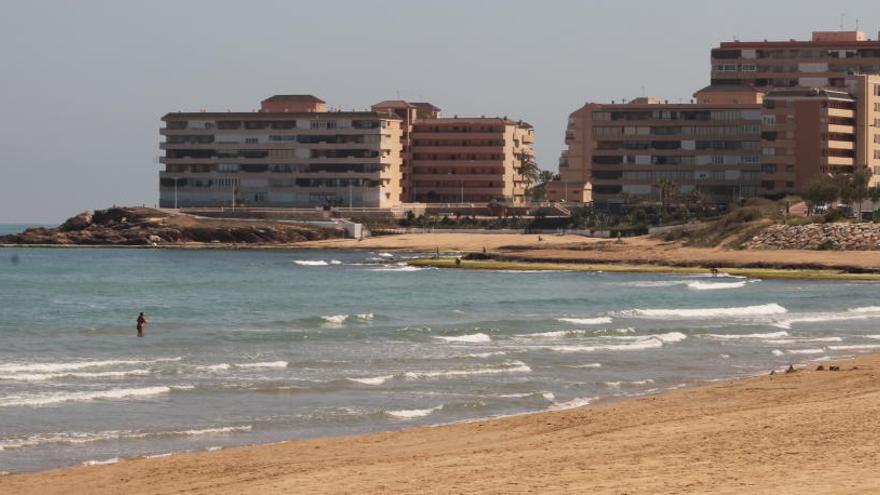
[547,396,594,411]
[436,333,492,343]
[196,364,231,372]
[83,457,119,466]
[377,252,395,258]
[829,344,880,350]
[462,351,508,358]
[321,314,349,324]
[293,260,328,266]
[562,363,602,369]
[786,349,825,355]
[624,303,786,319]
[347,374,395,386]
[355,313,374,321]
[773,313,876,329]
[686,280,748,291]
[865,335,880,340]
[518,330,588,339]
[610,332,688,344]
[764,337,842,344]
[848,306,880,313]
[548,338,664,353]
[0,358,180,374]
[0,369,152,382]
[706,331,789,340]
[386,404,443,419]
[0,425,252,451]
[404,361,532,380]
[329,260,342,265]
[236,361,288,369]
[0,386,171,408]
[771,349,785,356]
[556,317,613,325]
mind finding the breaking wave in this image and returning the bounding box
[386,405,443,419]
[706,331,789,340]
[686,281,748,291]
[623,303,786,319]
[556,317,613,325]
[0,386,171,408]
[0,358,180,374]
[293,260,328,266]
[0,369,152,382]
[436,333,492,343]
[0,426,252,451]
[547,396,594,411]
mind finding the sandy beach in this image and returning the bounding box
[4,353,879,494]
[300,232,880,273]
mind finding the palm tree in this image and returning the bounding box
[516,152,541,200]
[655,178,677,217]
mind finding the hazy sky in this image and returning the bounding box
[2,0,878,223]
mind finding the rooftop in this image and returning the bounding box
[260,94,326,104]
[162,111,401,121]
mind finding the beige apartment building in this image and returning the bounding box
[549,93,764,205]
[550,31,880,205]
[159,95,403,208]
[711,31,880,90]
[409,118,535,204]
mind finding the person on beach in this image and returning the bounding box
[136,312,148,337]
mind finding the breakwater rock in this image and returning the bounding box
[748,223,880,250]
[1,208,343,246]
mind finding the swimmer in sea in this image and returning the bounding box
[136,312,148,337]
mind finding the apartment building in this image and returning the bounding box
[711,31,880,89]
[409,118,535,204]
[759,87,859,195]
[159,95,403,208]
[550,94,764,205]
[370,100,441,201]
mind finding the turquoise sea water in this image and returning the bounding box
[2,244,880,472]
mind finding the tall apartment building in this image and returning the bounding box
[759,87,858,195]
[550,31,880,205]
[159,95,403,208]
[550,95,763,205]
[409,118,535,204]
[370,100,441,201]
[711,31,880,90]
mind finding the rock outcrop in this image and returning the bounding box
[0,207,343,246]
[747,223,880,250]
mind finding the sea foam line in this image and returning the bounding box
[386,404,443,419]
[0,358,181,374]
[0,426,252,451]
[435,333,492,343]
[706,331,789,340]
[0,369,152,382]
[0,386,171,408]
[556,317,613,325]
[622,303,786,319]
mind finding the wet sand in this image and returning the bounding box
[4,354,880,494]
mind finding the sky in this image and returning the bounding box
[1,0,878,223]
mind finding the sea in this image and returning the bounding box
[2,232,880,472]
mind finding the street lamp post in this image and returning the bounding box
[460,180,464,204]
[173,176,179,209]
[349,182,353,208]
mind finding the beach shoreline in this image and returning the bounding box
[3,352,880,494]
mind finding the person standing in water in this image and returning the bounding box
[136,312,148,337]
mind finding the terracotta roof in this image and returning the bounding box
[261,95,326,103]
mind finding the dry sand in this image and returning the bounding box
[4,354,880,494]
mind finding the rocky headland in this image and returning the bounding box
[0,208,343,246]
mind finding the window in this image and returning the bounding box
[741,64,757,72]
[244,137,259,144]
[216,163,240,172]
